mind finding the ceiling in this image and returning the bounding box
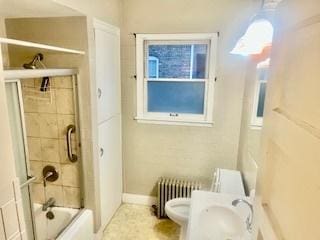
[263,0,284,9]
[0,0,82,18]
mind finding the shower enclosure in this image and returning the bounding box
[4,70,83,240]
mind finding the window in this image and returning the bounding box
[135,33,218,126]
[251,59,270,127]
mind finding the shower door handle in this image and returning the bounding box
[20,176,37,189]
[66,125,78,163]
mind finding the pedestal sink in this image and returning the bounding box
[199,205,246,240]
[186,191,251,240]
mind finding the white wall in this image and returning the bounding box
[237,62,261,193]
[121,0,260,196]
[54,0,122,27]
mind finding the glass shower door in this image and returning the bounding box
[5,81,36,240]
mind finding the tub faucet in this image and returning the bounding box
[232,199,253,232]
[43,197,55,211]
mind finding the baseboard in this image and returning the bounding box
[122,193,157,206]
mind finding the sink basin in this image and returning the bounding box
[186,191,251,240]
[199,205,246,240]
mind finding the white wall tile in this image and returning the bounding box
[39,113,58,139]
[41,139,60,163]
[56,89,74,114]
[1,200,20,239]
[0,213,6,240]
[0,178,26,240]
[20,231,28,240]
[15,200,26,233]
[0,184,14,207]
[10,233,22,240]
[24,113,41,137]
[27,137,42,161]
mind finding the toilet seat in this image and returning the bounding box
[165,198,190,225]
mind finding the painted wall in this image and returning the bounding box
[121,0,260,196]
[237,62,261,193]
[54,0,122,27]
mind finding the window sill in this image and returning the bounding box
[135,117,213,127]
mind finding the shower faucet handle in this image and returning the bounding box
[43,172,53,187]
[20,175,37,189]
[42,165,59,187]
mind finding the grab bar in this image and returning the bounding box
[20,176,37,189]
[66,125,78,162]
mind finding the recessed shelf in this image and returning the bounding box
[0,37,85,55]
[4,68,78,80]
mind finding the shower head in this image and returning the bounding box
[23,53,44,69]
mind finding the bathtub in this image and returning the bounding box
[33,204,94,240]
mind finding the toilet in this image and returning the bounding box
[165,168,245,240]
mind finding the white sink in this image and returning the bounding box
[199,205,246,240]
[186,191,251,240]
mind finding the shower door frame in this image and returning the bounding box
[5,79,32,179]
[4,72,84,240]
[5,79,38,239]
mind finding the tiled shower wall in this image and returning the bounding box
[22,76,81,208]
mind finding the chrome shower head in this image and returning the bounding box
[23,53,44,69]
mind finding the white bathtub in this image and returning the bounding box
[34,204,94,240]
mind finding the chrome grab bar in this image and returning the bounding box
[20,176,37,189]
[66,125,77,162]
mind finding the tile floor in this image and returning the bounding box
[103,204,180,240]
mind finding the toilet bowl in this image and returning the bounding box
[165,168,245,240]
[165,198,190,240]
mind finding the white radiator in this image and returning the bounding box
[157,177,202,218]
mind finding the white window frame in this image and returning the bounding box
[135,33,218,127]
[251,61,269,128]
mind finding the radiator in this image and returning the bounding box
[156,177,202,218]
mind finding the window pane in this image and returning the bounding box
[257,82,267,117]
[192,44,208,79]
[148,58,158,78]
[147,43,208,79]
[148,44,191,78]
[148,81,205,114]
